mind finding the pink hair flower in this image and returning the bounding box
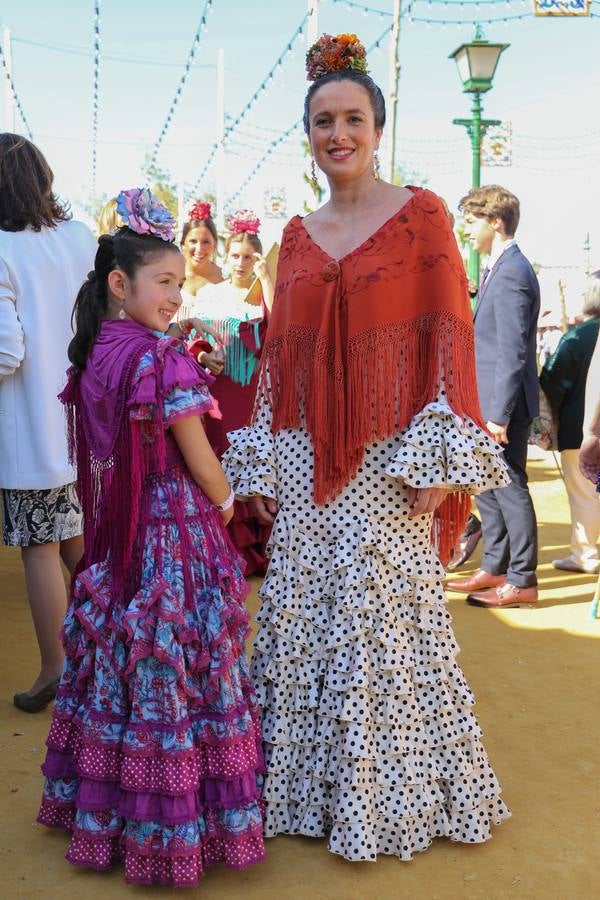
[226,209,261,235]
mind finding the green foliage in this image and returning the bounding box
[142,154,178,218]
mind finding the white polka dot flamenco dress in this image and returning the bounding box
[224,393,512,861]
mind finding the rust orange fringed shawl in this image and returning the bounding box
[257,187,486,561]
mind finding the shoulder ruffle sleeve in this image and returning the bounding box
[385,398,510,494]
[222,393,277,500]
[128,337,216,425]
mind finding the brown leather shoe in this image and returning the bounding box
[467,583,538,608]
[13,678,59,713]
[445,569,506,593]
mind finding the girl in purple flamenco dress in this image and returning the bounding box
[37,189,265,887]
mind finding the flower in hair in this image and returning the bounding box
[306,33,368,82]
[188,199,212,222]
[226,209,261,235]
[116,188,175,241]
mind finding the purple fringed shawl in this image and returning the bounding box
[60,319,209,598]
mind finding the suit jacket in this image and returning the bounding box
[473,243,540,424]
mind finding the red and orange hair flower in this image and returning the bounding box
[306,33,368,82]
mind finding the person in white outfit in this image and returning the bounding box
[0,134,96,711]
[540,271,600,573]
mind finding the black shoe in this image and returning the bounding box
[13,678,59,713]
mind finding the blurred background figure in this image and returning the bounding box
[0,134,96,711]
[96,196,122,235]
[540,270,600,574]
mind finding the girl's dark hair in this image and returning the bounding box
[303,69,386,135]
[224,231,263,256]
[68,227,180,370]
[181,216,218,247]
[0,133,71,232]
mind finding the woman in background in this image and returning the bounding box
[0,134,96,711]
[176,200,224,322]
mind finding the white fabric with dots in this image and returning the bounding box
[224,394,511,861]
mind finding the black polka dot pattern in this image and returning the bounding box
[224,397,511,861]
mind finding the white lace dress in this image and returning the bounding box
[223,391,512,862]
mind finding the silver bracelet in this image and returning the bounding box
[215,488,235,511]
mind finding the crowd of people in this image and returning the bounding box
[0,31,598,889]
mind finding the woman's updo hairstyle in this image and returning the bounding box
[303,34,386,135]
[181,199,218,247]
[69,227,179,370]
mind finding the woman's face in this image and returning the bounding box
[308,79,381,183]
[227,237,256,284]
[182,224,216,271]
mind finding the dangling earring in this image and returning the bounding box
[310,157,320,190]
[118,305,126,320]
[373,151,381,181]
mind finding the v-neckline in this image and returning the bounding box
[298,186,422,265]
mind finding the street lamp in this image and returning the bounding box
[450,25,509,284]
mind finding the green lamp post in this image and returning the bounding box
[450,26,509,285]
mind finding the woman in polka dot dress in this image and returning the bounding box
[223,36,511,862]
[36,191,265,887]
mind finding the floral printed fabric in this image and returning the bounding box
[2,482,82,546]
[37,341,265,887]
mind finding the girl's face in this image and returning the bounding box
[112,249,185,332]
[308,79,381,184]
[227,237,256,284]
[182,225,216,270]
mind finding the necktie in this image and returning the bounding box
[480,265,490,290]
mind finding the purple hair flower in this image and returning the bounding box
[116,188,175,242]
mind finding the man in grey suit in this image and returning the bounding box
[446,185,540,608]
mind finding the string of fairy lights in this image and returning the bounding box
[225,22,394,206]
[0,40,33,139]
[189,12,309,196]
[148,0,215,168]
[91,0,101,198]
[1,0,599,205]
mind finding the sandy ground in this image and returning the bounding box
[1,452,598,900]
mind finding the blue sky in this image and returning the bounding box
[1,0,599,309]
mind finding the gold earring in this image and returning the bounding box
[373,151,381,181]
[310,157,319,189]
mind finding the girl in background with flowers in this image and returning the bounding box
[37,187,265,887]
[186,210,274,576]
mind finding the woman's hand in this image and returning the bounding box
[251,495,278,524]
[198,348,225,375]
[406,486,448,518]
[179,317,224,345]
[579,435,600,483]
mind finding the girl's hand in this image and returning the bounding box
[251,495,278,524]
[219,505,234,526]
[198,348,225,375]
[253,253,269,281]
[406,486,448,518]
